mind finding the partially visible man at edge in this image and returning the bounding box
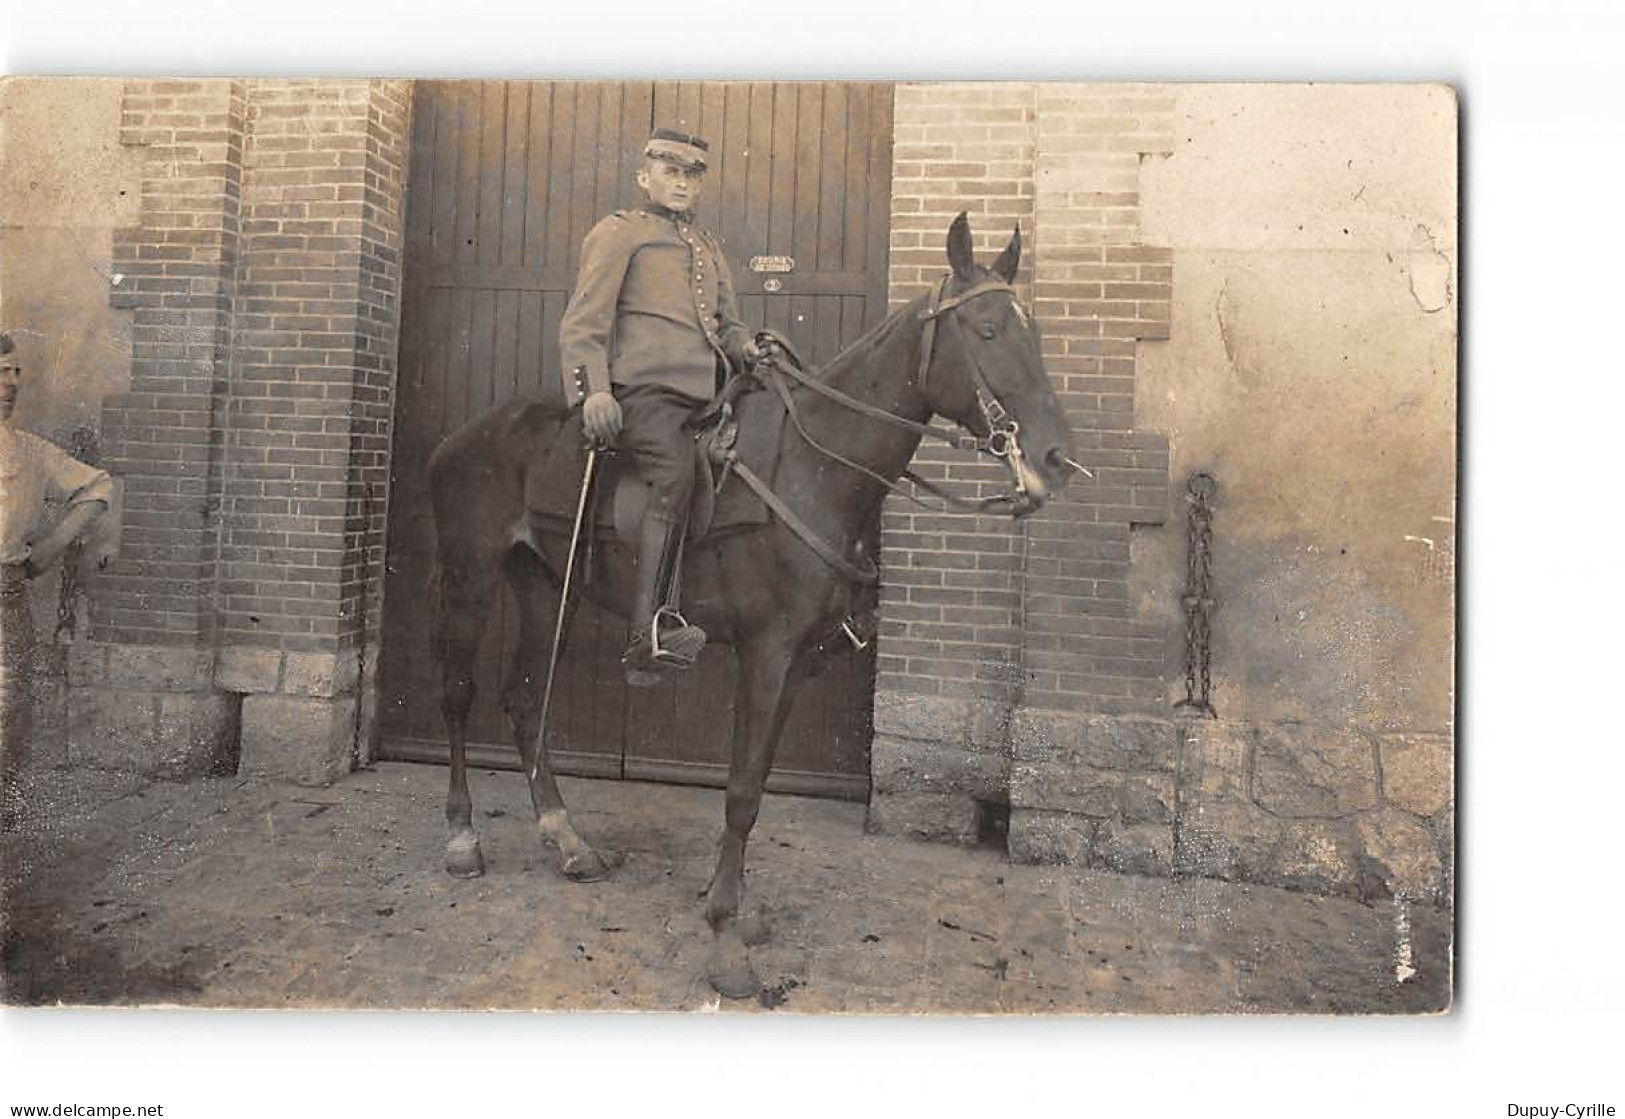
[1,331,115,831]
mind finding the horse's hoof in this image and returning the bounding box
[738,911,773,947]
[559,848,623,883]
[706,936,760,1000]
[445,834,485,879]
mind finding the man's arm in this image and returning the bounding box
[23,445,112,578]
[558,215,635,409]
[711,240,759,371]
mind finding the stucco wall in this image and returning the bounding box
[0,77,140,436]
[1138,84,1457,734]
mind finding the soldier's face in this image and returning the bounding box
[0,355,20,424]
[638,158,705,214]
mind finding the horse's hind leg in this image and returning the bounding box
[434,559,496,879]
[502,546,620,882]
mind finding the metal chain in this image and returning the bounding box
[54,426,100,642]
[54,541,81,642]
[1175,472,1217,717]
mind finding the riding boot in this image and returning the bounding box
[623,513,707,684]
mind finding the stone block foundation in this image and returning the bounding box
[66,642,369,785]
[866,693,1011,845]
[871,703,1453,905]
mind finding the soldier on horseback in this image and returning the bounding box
[558,127,760,682]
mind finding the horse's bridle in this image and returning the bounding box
[722,272,1070,588]
[915,272,1032,490]
[757,272,1041,516]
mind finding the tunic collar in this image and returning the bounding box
[640,201,694,225]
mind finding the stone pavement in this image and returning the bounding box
[1,762,1451,1013]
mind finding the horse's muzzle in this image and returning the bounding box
[1007,456,1050,517]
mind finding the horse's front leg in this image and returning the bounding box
[704,637,805,998]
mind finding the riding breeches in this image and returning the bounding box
[613,384,703,522]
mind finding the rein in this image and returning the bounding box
[756,274,1034,516]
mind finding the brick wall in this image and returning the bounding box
[100,79,245,651]
[70,79,411,784]
[72,80,248,776]
[881,82,1036,705]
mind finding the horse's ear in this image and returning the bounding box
[991,224,1021,284]
[946,212,976,281]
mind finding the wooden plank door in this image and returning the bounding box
[378,80,894,800]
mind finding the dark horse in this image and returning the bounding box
[426,214,1079,997]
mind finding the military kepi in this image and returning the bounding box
[644,127,709,171]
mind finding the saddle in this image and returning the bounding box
[524,384,781,549]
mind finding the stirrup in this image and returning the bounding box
[621,608,707,685]
[649,605,707,667]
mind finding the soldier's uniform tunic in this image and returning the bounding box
[559,202,753,519]
[1,425,114,818]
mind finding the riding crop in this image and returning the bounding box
[530,441,600,782]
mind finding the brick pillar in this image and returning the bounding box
[216,79,409,783]
[1005,86,1177,870]
[72,79,410,785]
[868,83,1178,862]
[868,84,1039,842]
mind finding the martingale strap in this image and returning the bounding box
[728,459,878,585]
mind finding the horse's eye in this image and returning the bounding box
[977,323,997,340]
